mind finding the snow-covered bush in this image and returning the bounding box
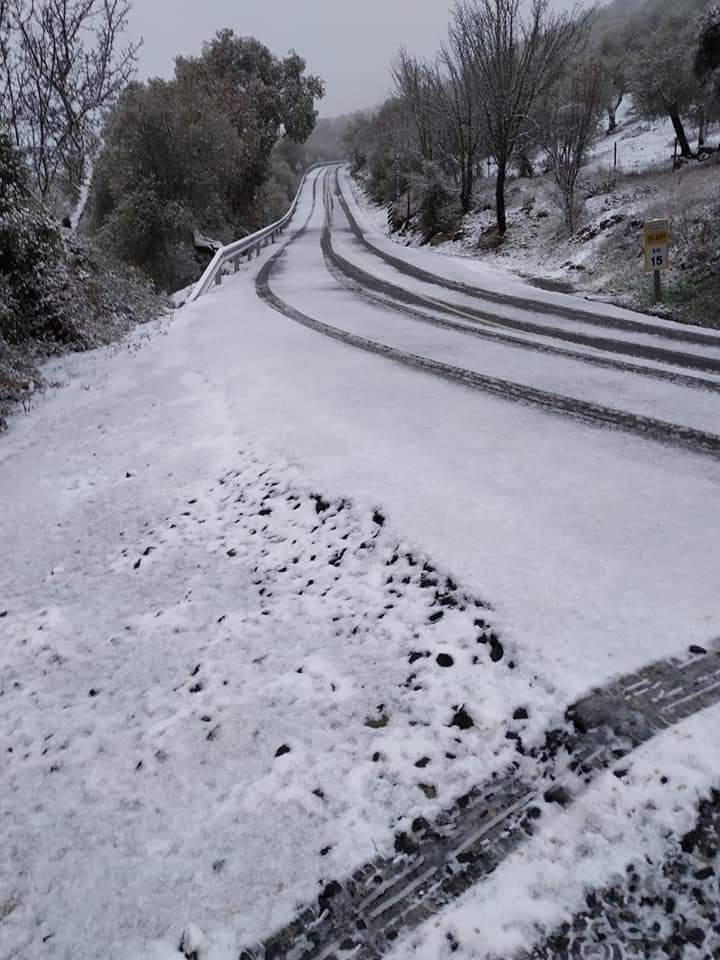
[413,162,461,241]
[0,130,163,347]
[93,175,203,293]
[0,129,166,427]
[0,131,63,345]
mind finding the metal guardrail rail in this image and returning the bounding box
[188,162,338,303]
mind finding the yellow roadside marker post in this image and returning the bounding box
[644,219,671,303]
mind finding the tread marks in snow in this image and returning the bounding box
[256,170,720,462]
[237,645,720,960]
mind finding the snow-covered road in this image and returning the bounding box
[1,165,719,960]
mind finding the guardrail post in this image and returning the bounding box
[233,257,240,274]
[215,270,223,287]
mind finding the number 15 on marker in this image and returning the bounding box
[650,247,665,268]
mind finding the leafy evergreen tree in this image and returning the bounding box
[89,31,324,290]
[695,4,720,94]
[630,25,702,157]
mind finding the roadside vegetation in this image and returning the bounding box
[89,31,325,291]
[0,0,326,427]
[344,0,720,327]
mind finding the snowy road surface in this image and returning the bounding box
[1,165,719,960]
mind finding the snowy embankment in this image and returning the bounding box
[355,101,719,325]
[1,168,719,959]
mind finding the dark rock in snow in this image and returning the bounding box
[419,783,437,799]
[275,744,291,758]
[489,635,504,662]
[544,784,573,807]
[436,654,454,668]
[450,706,474,730]
[318,880,342,913]
[685,928,705,947]
[394,832,418,856]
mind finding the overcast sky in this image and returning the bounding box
[129,0,585,118]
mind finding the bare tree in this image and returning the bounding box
[391,48,437,163]
[540,63,603,234]
[455,0,589,237]
[0,0,140,202]
[436,16,485,214]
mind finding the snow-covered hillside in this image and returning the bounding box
[356,99,720,328]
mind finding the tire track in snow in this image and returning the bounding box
[238,645,720,960]
[334,168,720,353]
[256,170,720,460]
[322,182,720,395]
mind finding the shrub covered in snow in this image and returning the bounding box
[0,130,166,429]
[412,162,461,241]
[0,132,63,346]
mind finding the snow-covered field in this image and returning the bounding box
[1,167,719,960]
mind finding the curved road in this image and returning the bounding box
[257,166,720,460]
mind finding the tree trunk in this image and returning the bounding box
[669,110,692,158]
[564,185,576,235]
[517,152,534,178]
[698,107,706,149]
[607,103,617,134]
[496,161,507,237]
[461,155,474,214]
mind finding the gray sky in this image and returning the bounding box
[128,0,581,118]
